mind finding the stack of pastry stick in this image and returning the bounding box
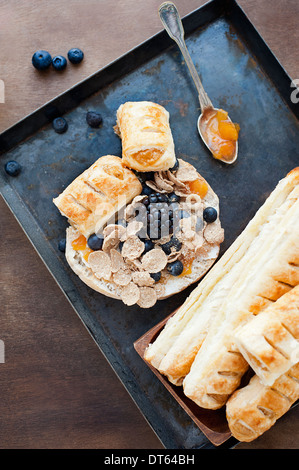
[144,167,299,442]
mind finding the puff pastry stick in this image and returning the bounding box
[183,195,299,409]
[144,168,299,383]
[234,286,299,386]
[226,363,299,442]
[53,155,142,238]
[116,101,176,172]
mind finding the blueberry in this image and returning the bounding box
[149,193,158,204]
[167,260,184,276]
[136,171,154,183]
[150,271,161,282]
[86,111,103,128]
[161,236,182,255]
[4,160,21,177]
[143,239,155,254]
[203,207,218,223]
[143,196,149,207]
[161,240,172,255]
[58,238,66,252]
[118,241,124,252]
[52,55,67,71]
[52,117,68,134]
[156,202,166,211]
[67,48,84,64]
[158,193,168,203]
[87,233,104,250]
[32,50,52,70]
[141,185,153,196]
[168,192,180,203]
[169,158,179,171]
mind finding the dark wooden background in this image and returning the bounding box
[0,0,298,449]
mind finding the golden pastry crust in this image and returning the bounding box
[234,286,299,386]
[226,363,299,442]
[53,155,142,237]
[116,101,176,172]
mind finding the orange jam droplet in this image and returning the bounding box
[179,254,195,277]
[202,108,240,162]
[187,179,209,198]
[71,234,94,260]
[72,234,88,251]
[83,248,93,261]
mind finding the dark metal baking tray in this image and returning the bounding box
[0,0,298,449]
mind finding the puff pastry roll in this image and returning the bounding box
[115,101,176,172]
[144,168,299,386]
[234,286,299,386]
[183,190,299,409]
[53,155,142,238]
[226,363,299,442]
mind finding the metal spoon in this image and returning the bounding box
[159,2,238,164]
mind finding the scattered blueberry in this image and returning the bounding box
[52,117,68,134]
[67,48,84,64]
[148,193,158,204]
[203,207,218,223]
[169,158,179,171]
[142,196,149,207]
[58,238,66,252]
[168,192,180,203]
[86,111,103,128]
[52,55,67,71]
[136,171,154,183]
[167,260,184,276]
[118,241,124,252]
[4,160,21,177]
[150,271,161,282]
[141,185,153,196]
[87,233,104,250]
[157,193,169,203]
[143,239,155,254]
[161,236,182,255]
[32,50,52,70]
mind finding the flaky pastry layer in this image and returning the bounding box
[116,101,176,172]
[53,155,142,237]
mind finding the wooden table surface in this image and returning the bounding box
[0,0,298,449]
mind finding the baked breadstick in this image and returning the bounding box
[226,363,299,442]
[234,286,299,386]
[144,168,299,384]
[183,193,299,409]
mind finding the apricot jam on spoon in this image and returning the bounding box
[159,2,240,164]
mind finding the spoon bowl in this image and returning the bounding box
[197,108,238,164]
[159,2,239,164]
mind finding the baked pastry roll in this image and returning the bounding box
[234,286,299,386]
[115,101,176,172]
[144,168,299,386]
[226,363,299,442]
[53,155,142,238]
[182,184,299,409]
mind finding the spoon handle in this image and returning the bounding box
[159,2,213,111]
